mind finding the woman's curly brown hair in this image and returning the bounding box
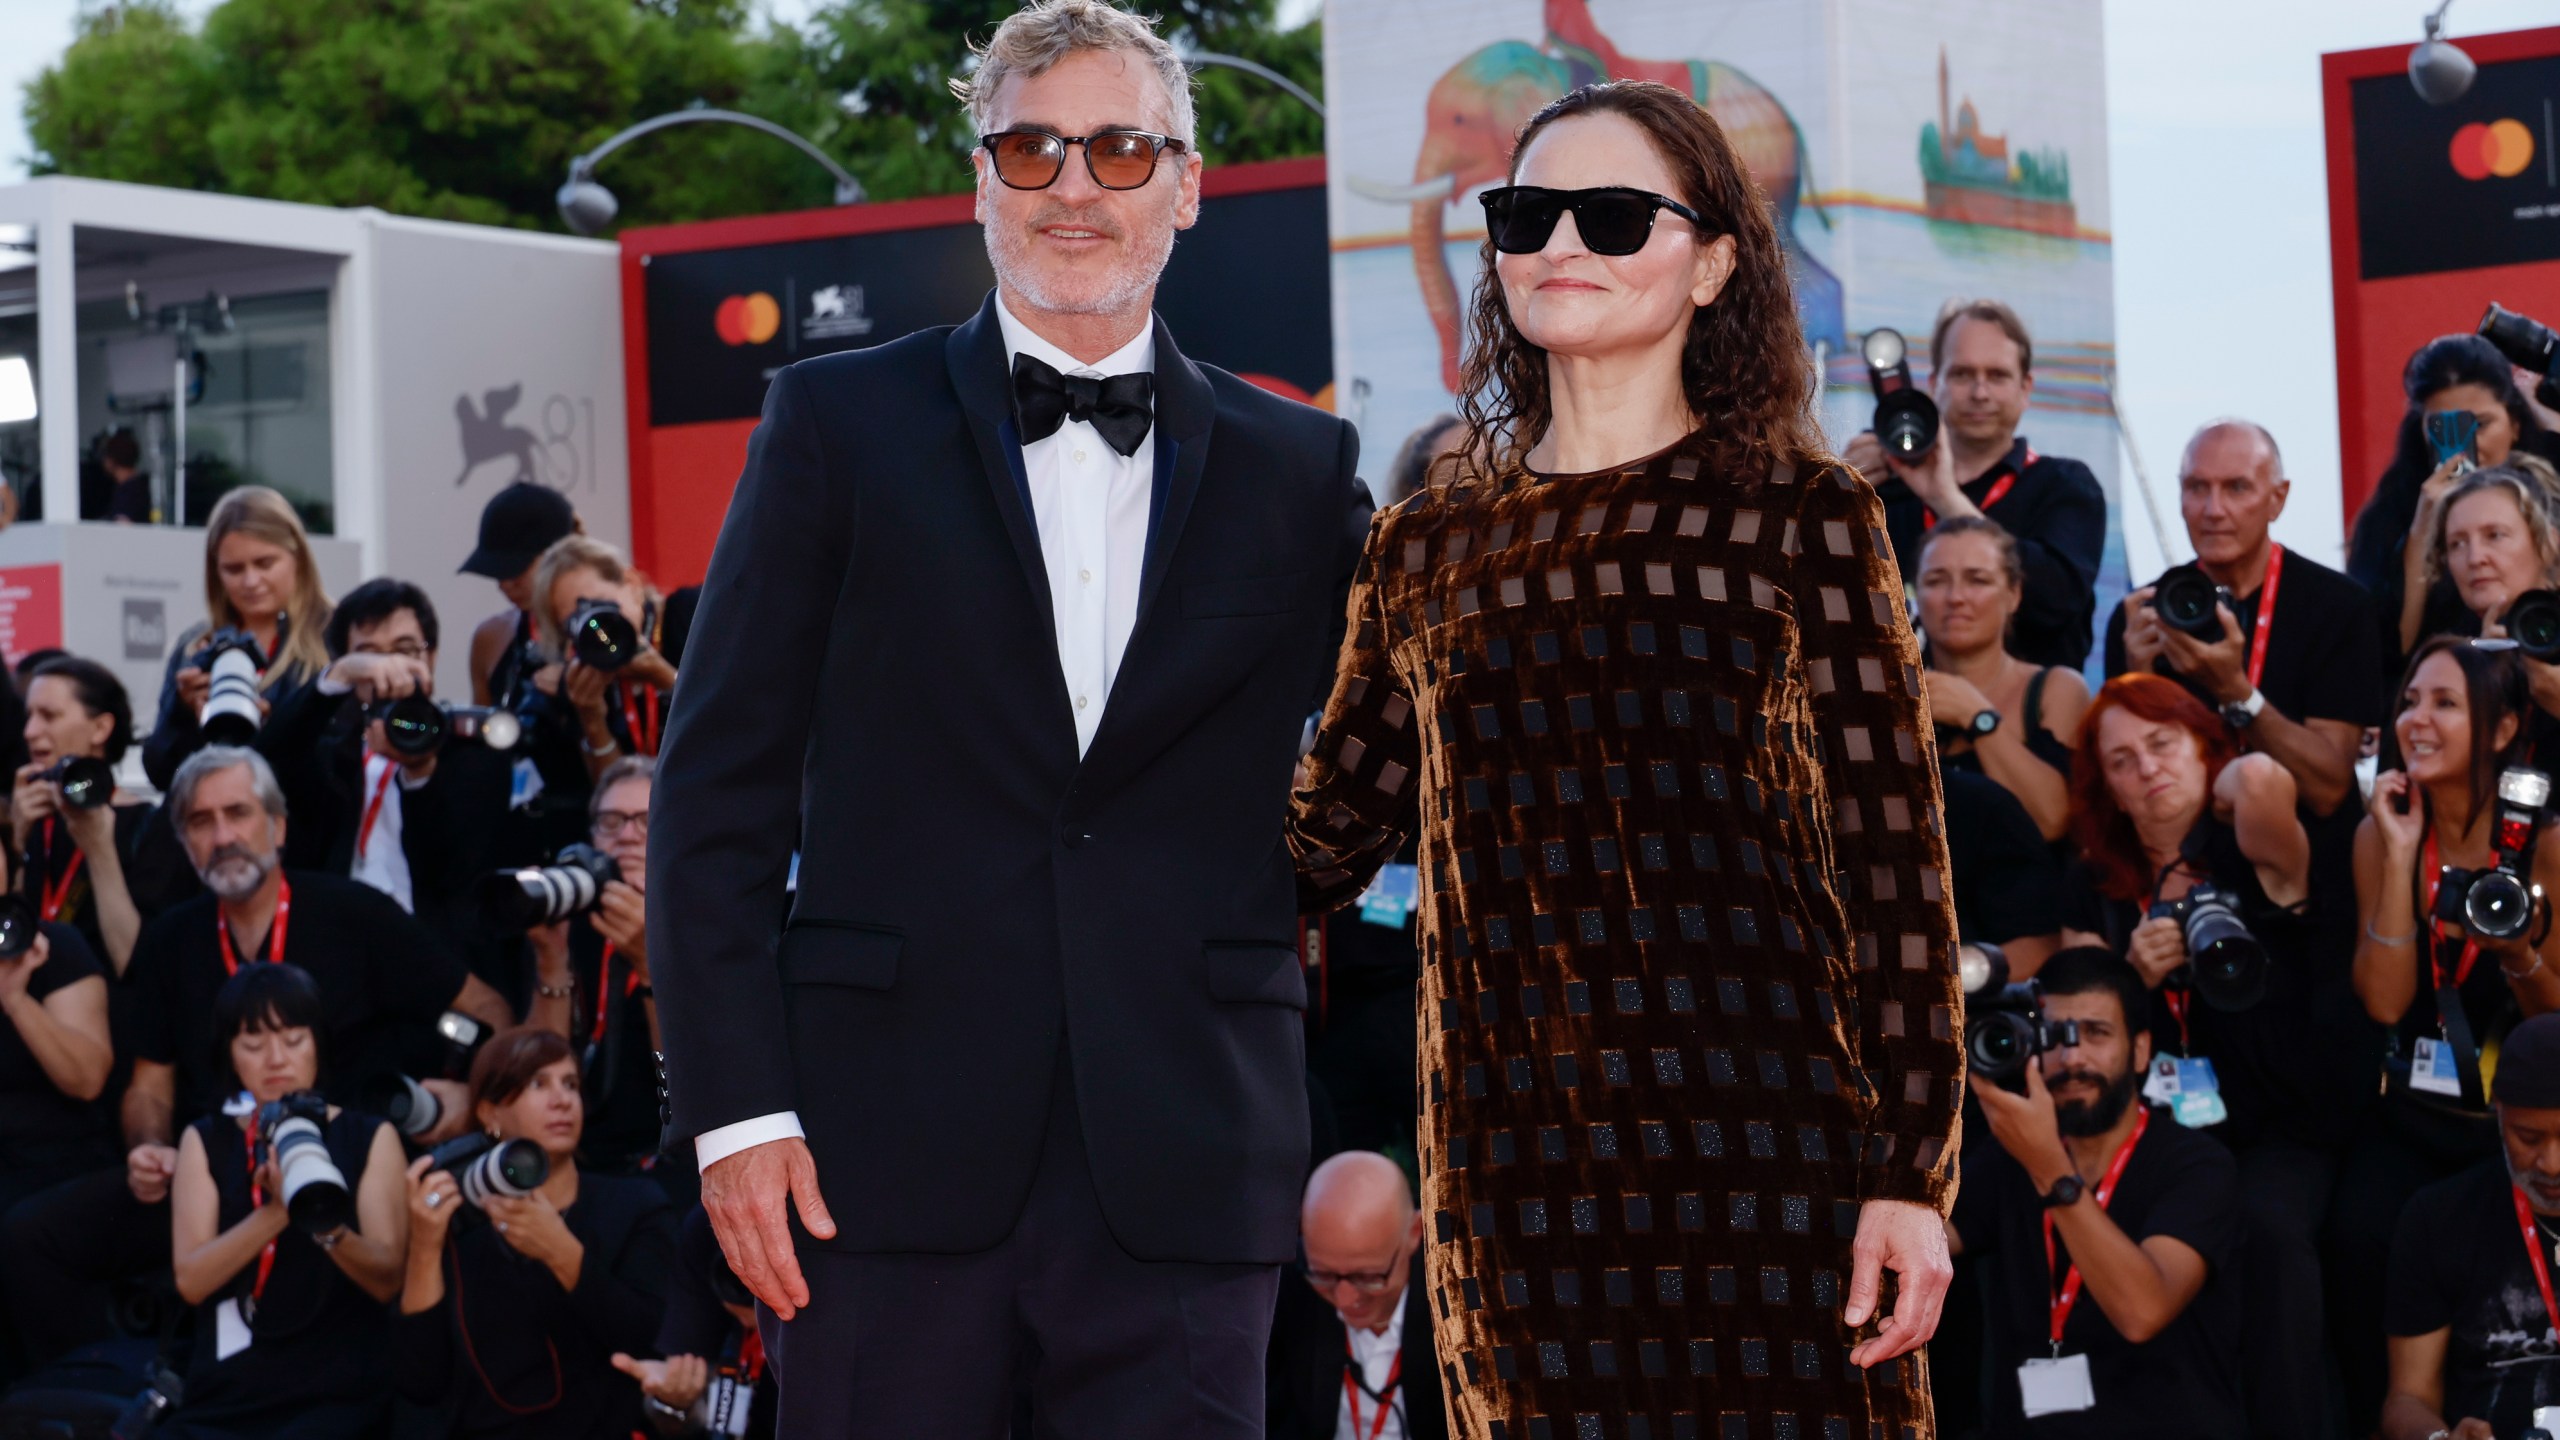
[1454,81,1828,488]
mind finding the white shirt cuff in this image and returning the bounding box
[694,1111,805,1169]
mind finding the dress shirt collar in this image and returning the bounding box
[995,290,1155,383]
[1348,1287,1408,1355]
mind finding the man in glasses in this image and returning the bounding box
[1266,1151,1444,1440]
[650,0,1371,1435]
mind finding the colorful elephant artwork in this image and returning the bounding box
[1349,0,1846,394]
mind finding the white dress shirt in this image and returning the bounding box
[348,751,417,912]
[695,295,1158,1171]
[1336,1289,1408,1440]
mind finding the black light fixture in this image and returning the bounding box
[2409,0,2477,105]
[557,106,866,236]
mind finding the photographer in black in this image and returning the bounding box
[463,485,593,860]
[611,1207,773,1440]
[0,838,115,1217]
[394,1026,675,1440]
[165,962,406,1440]
[13,656,190,979]
[143,488,335,791]
[2108,420,2380,820]
[1949,947,2245,1438]
[530,537,689,779]
[2338,636,2560,1427]
[1845,297,2109,669]
[2059,673,2360,1440]
[2383,1012,2560,1440]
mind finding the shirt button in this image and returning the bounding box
[1075,695,1089,711]
[1073,449,1089,464]
[1078,568,1092,585]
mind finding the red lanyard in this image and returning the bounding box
[591,942,639,1046]
[241,1111,279,1303]
[738,1328,766,1385]
[354,758,397,860]
[1921,454,2029,531]
[2043,1105,2149,1349]
[37,819,83,922]
[2516,1184,2560,1343]
[2421,830,2484,992]
[218,876,291,976]
[617,684,660,757]
[1342,1340,1401,1440]
[2244,545,2285,691]
[2162,990,2191,1054]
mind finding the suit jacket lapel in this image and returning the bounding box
[1134,312,1215,635]
[946,293,1057,640]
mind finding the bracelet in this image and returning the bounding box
[2506,953,2548,982]
[534,981,572,1000]
[2365,921,2418,947]
[583,734,620,758]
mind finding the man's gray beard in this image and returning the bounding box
[200,850,274,902]
[985,210,1176,320]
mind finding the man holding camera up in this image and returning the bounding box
[2383,1012,2560,1440]
[1849,298,2109,669]
[2108,420,2381,819]
[1952,947,2246,1438]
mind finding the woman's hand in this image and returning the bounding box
[2371,770,2426,863]
[593,880,648,976]
[405,1154,459,1251]
[58,790,117,859]
[0,931,52,1007]
[1922,670,1989,732]
[175,667,211,720]
[563,659,613,747]
[2126,916,2189,990]
[611,1352,710,1411]
[485,1190,584,1289]
[11,764,53,851]
[255,1152,287,1214]
[620,648,678,693]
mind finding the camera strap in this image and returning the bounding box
[354,756,399,860]
[2420,832,2491,1105]
[616,684,660,758]
[217,875,291,976]
[239,1111,278,1313]
[2044,1104,2148,1353]
[2421,832,2487,992]
[2518,1185,2560,1345]
[35,819,82,922]
[1342,1342,1403,1440]
[1923,469,2018,532]
[591,942,639,1049]
[2243,545,2284,691]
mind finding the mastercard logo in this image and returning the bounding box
[714,292,781,346]
[2450,119,2536,181]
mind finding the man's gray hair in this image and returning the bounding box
[170,745,288,823]
[590,753,655,822]
[2185,417,2285,479]
[953,0,1197,146]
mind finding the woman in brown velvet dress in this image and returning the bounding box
[1290,82,1962,1440]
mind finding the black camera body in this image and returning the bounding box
[567,597,642,672]
[2481,302,2560,413]
[480,842,619,929]
[2436,767,2552,942]
[40,754,115,809]
[253,1089,352,1237]
[2150,564,2236,641]
[2149,884,2269,1012]
[1863,328,1940,462]
[367,694,525,759]
[1958,942,2079,1091]
[194,629,268,746]
[2506,589,2560,663]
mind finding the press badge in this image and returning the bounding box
[2141,1055,2181,1106]
[2170,1056,2227,1128]
[508,757,545,812]
[2412,1036,2464,1097]
[1358,864,1419,928]
[214,1297,252,1360]
[2018,1353,2095,1416]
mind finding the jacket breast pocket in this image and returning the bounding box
[1204,941,1307,1009]
[1183,570,1310,619]
[777,923,902,991]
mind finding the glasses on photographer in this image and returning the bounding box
[1303,1258,1401,1294]
[979,129,1189,191]
[592,810,649,838]
[1479,185,1708,256]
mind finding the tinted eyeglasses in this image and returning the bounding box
[980,129,1190,191]
[1480,185,1707,256]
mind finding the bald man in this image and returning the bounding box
[1267,1152,1445,1440]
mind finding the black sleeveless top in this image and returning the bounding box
[1940,664,2076,779]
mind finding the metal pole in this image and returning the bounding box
[172,347,187,528]
[571,109,865,205]
[1185,52,1326,121]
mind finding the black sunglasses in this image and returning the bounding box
[1479,185,1707,256]
[979,129,1190,191]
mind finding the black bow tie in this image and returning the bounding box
[1011,353,1155,457]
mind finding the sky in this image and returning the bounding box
[4,0,2557,578]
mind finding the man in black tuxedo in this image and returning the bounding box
[1269,1152,1445,1440]
[647,2,1371,1435]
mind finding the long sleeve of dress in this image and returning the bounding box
[1791,465,1964,1214]
[1288,517,1422,915]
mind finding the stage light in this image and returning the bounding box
[555,109,863,236]
[556,175,619,238]
[0,357,34,426]
[2410,1,2476,105]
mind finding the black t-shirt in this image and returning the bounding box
[0,921,110,1155]
[571,916,661,1172]
[1952,1106,2245,1439]
[128,871,468,1129]
[2386,1158,2560,1435]
[2103,547,2385,735]
[21,803,199,971]
[1943,764,2062,944]
[1880,437,2109,670]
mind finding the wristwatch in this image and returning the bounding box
[1968,708,2001,739]
[2221,688,2267,730]
[2039,1174,2086,1209]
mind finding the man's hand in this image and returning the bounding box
[1842,431,1887,487]
[701,1138,836,1320]
[126,1143,178,1205]
[415,1078,474,1146]
[2126,915,2189,990]
[611,1352,711,1411]
[327,652,432,706]
[593,880,648,975]
[2120,587,2168,674]
[2157,602,2251,706]
[1843,1197,1953,1368]
[2446,1417,2497,1440]
[1974,1059,2074,1191]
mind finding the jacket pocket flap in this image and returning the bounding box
[1184,570,1309,619]
[778,924,902,990]
[1204,942,1307,1008]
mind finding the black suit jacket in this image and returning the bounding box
[1267,1254,1445,1440]
[650,292,1372,1264]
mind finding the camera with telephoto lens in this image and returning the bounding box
[479,843,618,929]
[2480,302,2560,413]
[2436,767,2552,942]
[253,1089,351,1237]
[40,754,115,809]
[567,597,642,672]
[427,1131,550,1208]
[1959,942,2079,1091]
[2504,589,2560,664]
[1862,328,1940,462]
[367,694,525,758]
[2148,885,2269,1012]
[2149,564,2236,642]
[194,630,268,746]
[361,1073,446,1139]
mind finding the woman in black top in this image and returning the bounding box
[165,964,407,1440]
[0,839,114,1212]
[144,487,335,791]
[12,656,190,978]
[396,1026,674,1439]
[1914,515,2086,842]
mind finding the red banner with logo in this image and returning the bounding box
[0,563,64,661]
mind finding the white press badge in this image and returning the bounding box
[214,1297,253,1360]
[2142,1055,2180,1106]
[2412,1035,2464,1097]
[2171,1056,2227,1128]
[2018,1353,2096,1416]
